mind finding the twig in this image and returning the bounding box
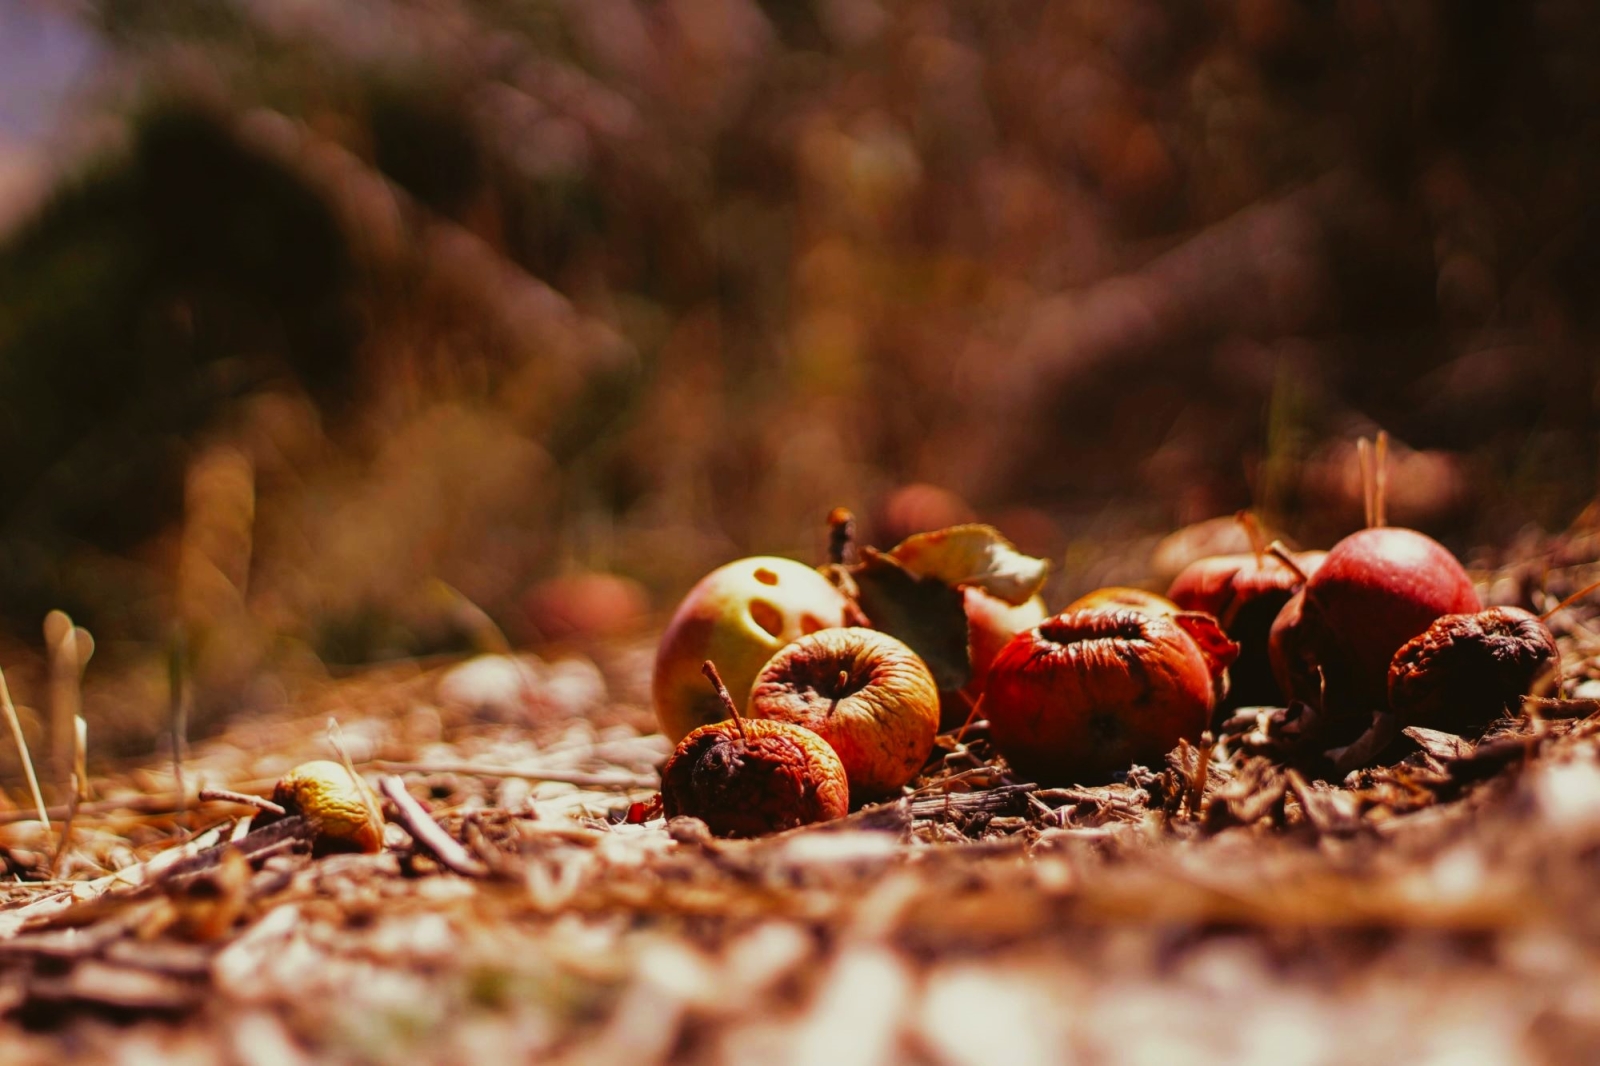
[377,775,488,877]
[1357,437,1374,529]
[48,773,79,878]
[1373,429,1388,529]
[0,665,49,831]
[827,507,858,566]
[1264,540,1310,584]
[327,717,384,847]
[198,787,286,817]
[169,630,191,831]
[952,692,985,746]
[702,661,746,740]
[366,760,656,790]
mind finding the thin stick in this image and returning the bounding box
[49,772,79,877]
[366,760,656,790]
[0,666,49,830]
[198,787,286,817]
[1373,429,1389,528]
[827,507,858,566]
[1236,511,1266,566]
[169,630,191,831]
[1542,577,1600,622]
[327,717,384,846]
[377,775,487,877]
[953,692,985,746]
[701,661,746,740]
[1264,540,1310,584]
[44,612,78,798]
[1357,438,1374,529]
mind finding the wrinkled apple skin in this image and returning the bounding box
[938,588,1049,729]
[984,608,1217,785]
[653,557,853,743]
[660,718,849,837]
[1167,551,1326,707]
[1268,528,1479,730]
[751,627,940,798]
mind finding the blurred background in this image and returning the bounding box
[0,0,1596,756]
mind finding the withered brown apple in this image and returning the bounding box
[660,717,849,837]
[984,608,1235,785]
[749,627,940,798]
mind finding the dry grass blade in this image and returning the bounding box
[366,759,656,790]
[0,663,49,830]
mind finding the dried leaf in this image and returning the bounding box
[885,525,1049,606]
[851,552,972,691]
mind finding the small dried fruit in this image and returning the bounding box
[271,760,384,854]
[1388,607,1560,731]
[660,718,849,838]
[984,608,1238,785]
[749,627,939,798]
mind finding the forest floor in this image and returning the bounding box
[1,578,1600,1064]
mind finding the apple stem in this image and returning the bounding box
[952,692,984,746]
[1373,429,1389,529]
[827,507,858,566]
[1358,437,1374,530]
[1236,510,1267,566]
[1541,577,1600,622]
[701,660,747,741]
[1264,540,1310,585]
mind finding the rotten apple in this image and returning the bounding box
[653,556,855,743]
[983,608,1237,785]
[1167,549,1326,706]
[750,627,940,798]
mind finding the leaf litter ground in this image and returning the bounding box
[1,587,1600,1063]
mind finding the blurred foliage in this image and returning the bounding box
[0,0,1595,749]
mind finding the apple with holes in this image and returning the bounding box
[652,557,854,743]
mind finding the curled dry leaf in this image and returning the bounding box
[884,524,1049,606]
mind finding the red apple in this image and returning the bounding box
[983,608,1233,785]
[1269,527,1479,733]
[652,557,854,743]
[1167,550,1327,707]
[937,587,1049,729]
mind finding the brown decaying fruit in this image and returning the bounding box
[652,556,855,744]
[983,608,1235,785]
[1167,550,1326,707]
[1269,527,1479,734]
[659,718,849,838]
[750,627,940,798]
[270,760,383,855]
[1388,607,1560,731]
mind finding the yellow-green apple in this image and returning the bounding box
[653,557,853,743]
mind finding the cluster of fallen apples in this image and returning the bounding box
[650,496,1567,838]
